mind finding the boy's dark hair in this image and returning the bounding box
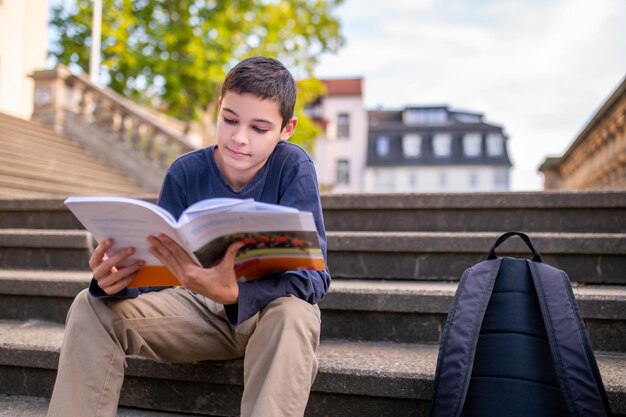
[221,56,297,129]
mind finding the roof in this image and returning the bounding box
[322,78,363,96]
[366,106,511,167]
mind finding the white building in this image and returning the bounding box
[307,78,368,193]
[0,0,49,118]
[365,106,512,193]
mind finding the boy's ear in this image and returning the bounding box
[217,96,222,108]
[280,117,298,141]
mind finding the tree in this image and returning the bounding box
[49,0,344,149]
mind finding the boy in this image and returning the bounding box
[47,56,331,417]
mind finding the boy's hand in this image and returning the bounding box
[90,239,145,295]
[147,234,245,305]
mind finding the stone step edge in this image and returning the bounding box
[1,271,624,321]
[0,157,144,185]
[0,319,432,400]
[320,191,626,209]
[0,196,155,211]
[0,173,143,196]
[322,280,626,320]
[2,192,626,211]
[0,394,200,417]
[1,229,625,255]
[327,231,626,254]
[0,319,624,410]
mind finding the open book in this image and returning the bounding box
[64,196,326,288]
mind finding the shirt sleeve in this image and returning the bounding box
[224,159,331,325]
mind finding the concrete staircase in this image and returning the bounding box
[0,192,625,416]
[0,112,148,197]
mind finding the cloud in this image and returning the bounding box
[317,0,626,190]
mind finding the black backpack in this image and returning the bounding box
[430,232,611,417]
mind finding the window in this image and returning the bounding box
[304,104,323,119]
[405,109,448,125]
[376,136,390,156]
[402,134,421,158]
[433,133,452,157]
[337,113,350,138]
[439,172,448,189]
[336,159,350,185]
[494,169,509,189]
[469,171,478,189]
[486,133,504,156]
[374,170,395,191]
[463,133,482,157]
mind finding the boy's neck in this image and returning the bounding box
[213,146,256,191]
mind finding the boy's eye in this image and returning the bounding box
[223,117,237,125]
[253,126,269,134]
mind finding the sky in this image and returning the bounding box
[314,0,626,190]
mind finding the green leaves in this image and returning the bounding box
[49,0,345,148]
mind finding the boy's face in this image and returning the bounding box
[214,91,297,190]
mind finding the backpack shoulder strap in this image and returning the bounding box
[430,258,502,417]
[528,260,611,417]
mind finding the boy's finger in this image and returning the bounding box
[154,234,194,263]
[102,274,135,295]
[149,245,183,277]
[224,241,246,262]
[97,260,143,290]
[102,247,135,270]
[157,234,184,253]
[94,250,135,281]
[89,239,111,269]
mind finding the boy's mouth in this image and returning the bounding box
[226,147,249,159]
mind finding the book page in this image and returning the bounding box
[178,198,256,224]
[64,197,184,266]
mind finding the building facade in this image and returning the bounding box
[365,106,512,192]
[307,78,368,193]
[539,76,626,190]
[0,0,49,118]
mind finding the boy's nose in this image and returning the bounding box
[231,130,248,145]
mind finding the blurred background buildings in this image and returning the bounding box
[0,0,624,196]
[540,77,626,191]
[0,0,48,119]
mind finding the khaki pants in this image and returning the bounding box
[46,288,321,417]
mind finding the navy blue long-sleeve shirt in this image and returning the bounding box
[89,141,331,325]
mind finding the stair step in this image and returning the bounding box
[0,118,95,153]
[1,129,102,160]
[327,231,626,284]
[0,128,138,179]
[322,280,626,352]
[0,113,150,196]
[3,192,626,232]
[1,271,624,352]
[0,152,146,185]
[0,394,203,417]
[0,172,143,196]
[0,112,76,141]
[0,137,141,179]
[0,197,153,229]
[2,229,625,284]
[321,191,626,233]
[0,198,82,229]
[0,229,93,270]
[0,187,63,198]
[0,319,624,416]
